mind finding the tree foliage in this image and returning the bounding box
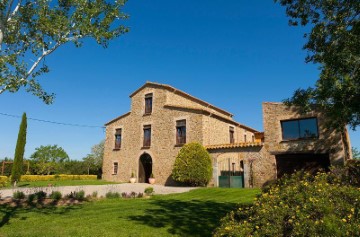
[276,0,360,130]
[11,112,27,184]
[30,144,69,175]
[172,142,212,187]
[82,140,104,175]
[0,0,129,103]
[353,147,360,159]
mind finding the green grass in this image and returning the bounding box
[0,188,260,237]
[2,179,120,189]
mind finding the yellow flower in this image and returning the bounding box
[256,226,259,229]
[342,219,347,223]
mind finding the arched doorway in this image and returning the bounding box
[139,153,152,183]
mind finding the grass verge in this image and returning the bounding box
[0,188,259,237]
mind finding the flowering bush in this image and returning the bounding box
[214,171,360,236]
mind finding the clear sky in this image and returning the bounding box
[0,0,359,160]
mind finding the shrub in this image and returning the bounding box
[137,193,144,198]
[92,191,98,198]
[172,142,212,186]
[105,192,120,199]
[49,191,62,201]
[27,193,36,203]
[74,190,85,201]
[144,187,154,196]
[214,171,360,237]
[13,191,25,199]
[34,191,47,201]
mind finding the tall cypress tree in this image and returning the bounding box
[11,113,27,185]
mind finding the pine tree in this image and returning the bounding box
[11,113,27,185]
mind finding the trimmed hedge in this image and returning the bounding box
[172,142,212,186]
[0,175,97,183]
[20,175,97,182]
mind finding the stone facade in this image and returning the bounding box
[263,102,347,164]
[103,82,350,187]
[103,82,256,185]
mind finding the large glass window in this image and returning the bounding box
[114,129,122,149]
[143,125,151,147]
[145,93,153,114]
[281,117,318,140]
[176,120,186,145]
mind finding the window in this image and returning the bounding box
[113,162,118,175]
[143,125,151,147]
[244,134,247,142]
[114,129,122,149]
[144,93,153,114]
[176,120,186,145]
[252,135,255,142]
[281,117,319,140]
[229,127,235,144]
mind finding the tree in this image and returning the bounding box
[353,147,360,160]
[0,0,129,103]
[82,140,104,175]
[11,112,27,184]
[30,144,69,174]
[172,142,213,187]
[276,0,360,160]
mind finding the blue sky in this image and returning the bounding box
[0,0,359,160]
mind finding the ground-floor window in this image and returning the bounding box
[113,162,119,175]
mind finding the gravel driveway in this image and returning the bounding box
[0,183,197,198]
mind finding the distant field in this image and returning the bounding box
[0,188,260,237]
[2,179,120,188]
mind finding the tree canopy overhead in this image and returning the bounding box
[0,0,129,103]
[276,0,360,130]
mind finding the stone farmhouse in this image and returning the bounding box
[103,82,351,187]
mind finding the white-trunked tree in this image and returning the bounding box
[0,0,129,103]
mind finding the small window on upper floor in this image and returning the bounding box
[114,129,122,149]
[281,117,319,140]
[143,125,151,147]
[252,135,255,142]
[113,162,118,175]
[244,134,247,143]
[144,93,153,115]
[176,120,186,145]
[229,126,235,144]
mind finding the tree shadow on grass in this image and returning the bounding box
[126,199,237,237]
[0,201,82,228]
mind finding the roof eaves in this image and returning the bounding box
[105,112,131,126]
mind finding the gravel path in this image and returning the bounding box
[0,183,197,198]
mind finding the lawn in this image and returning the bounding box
[2,179,120,189]
[0,188,259,237]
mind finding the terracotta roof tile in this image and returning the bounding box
[205,142,263,150]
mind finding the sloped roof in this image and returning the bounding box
[104,112,131,126]
[205,142,263,150]
[130,81,233,118]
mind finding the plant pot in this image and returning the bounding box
[130,177,136,184]
[148,178,155,184]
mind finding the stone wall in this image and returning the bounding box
[263,102,346,165]
[202,116,255,146]
[103,84,243,185]
[209,146,276,188]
